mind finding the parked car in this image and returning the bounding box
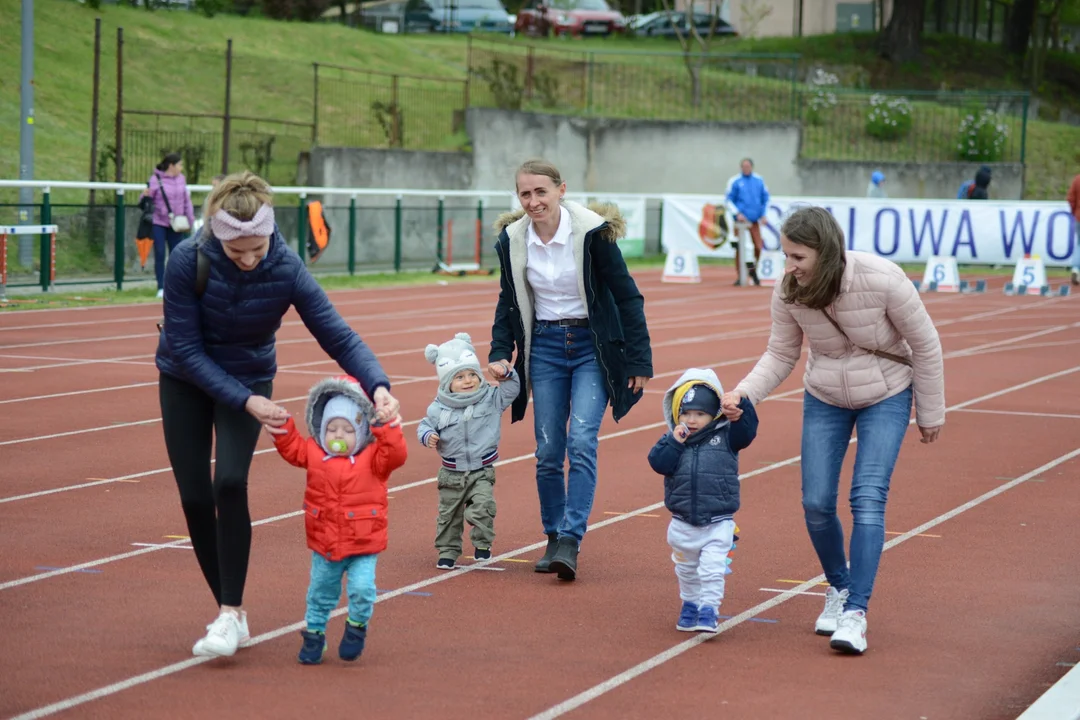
[515,0,628,37]
[362,0,513,33]
[634,10,737,37]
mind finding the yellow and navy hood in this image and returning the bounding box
[662,368,728,432]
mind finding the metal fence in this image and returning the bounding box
[466,37,802,122]
[799,89,1030,163]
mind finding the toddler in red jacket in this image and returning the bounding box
[267,376,408,665]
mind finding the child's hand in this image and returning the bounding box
[487,361,510,381]
[673,423,690,443]
[426,432,440,448]
[721,390,744,421]
[263,423,288,437]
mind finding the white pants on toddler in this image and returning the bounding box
[667,516,735,610]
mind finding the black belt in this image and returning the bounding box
[536,318,589,328]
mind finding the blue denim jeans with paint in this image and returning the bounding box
[529,323,610,543]
[1072,220,1080,272]
[800,386,913,613]
[305,552,378,632]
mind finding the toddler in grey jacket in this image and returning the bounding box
[418,333,520,569]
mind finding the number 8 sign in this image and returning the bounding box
[756,250,785,286]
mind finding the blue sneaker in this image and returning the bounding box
[677,601,699,632]
[339,620,367,661]
[695,606,720,633]
[298,630,326,665]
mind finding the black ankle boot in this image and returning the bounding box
[548,536,579,581]
[534,533,559,573]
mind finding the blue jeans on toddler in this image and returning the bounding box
[800,386,912,614]
[529,323,610,543]
[305,552,378,632]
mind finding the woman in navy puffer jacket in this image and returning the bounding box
[156,171,401,659]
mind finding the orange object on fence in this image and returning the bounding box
[306,201,331,263]
[135,237,153,269]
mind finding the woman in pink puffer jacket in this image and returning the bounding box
[722,206,945,656]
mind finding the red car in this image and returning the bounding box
[515,0,628,37]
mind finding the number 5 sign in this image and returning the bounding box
[1010,255,1047,295]
[921,255,960,292]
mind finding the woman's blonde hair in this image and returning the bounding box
[515,158,563,191]
[779,206,847,310]
[205,171,273,221]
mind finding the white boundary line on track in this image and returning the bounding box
[952,408,1080,420]
[10,427,1080,719]
[523,445,1080,720]
[5,359,1078,589]
[0,382,159,405]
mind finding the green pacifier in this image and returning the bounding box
[329,439,348,454]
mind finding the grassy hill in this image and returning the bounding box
[1,0,1079,201]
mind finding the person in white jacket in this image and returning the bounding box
[720,206,945,656]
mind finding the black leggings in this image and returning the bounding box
[159,373,272,607]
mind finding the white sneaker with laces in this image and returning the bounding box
[829,609,868,654]
[814,587,849,635]
[192,610,242,657]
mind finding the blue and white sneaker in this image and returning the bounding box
[676,601,699,632]
[695,605,720,633]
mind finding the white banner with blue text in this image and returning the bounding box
[661,195,1077,266]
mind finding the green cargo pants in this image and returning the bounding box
[434,466,496,561]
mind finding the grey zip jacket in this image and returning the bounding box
[417,369,521,472]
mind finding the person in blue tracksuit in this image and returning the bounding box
[726,158,770,286]
[156,171,402,660]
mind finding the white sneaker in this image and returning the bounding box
[814,586,849,635]
[830,609,868,654]
[192,610,242,657]
[156,289,164,299]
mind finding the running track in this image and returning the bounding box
[1,268,1078,720]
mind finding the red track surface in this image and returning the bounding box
[2,268,1079,720]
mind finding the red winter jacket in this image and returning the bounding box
[273,417,408,561]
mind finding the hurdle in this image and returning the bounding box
[1,224,59,299]
[434,214,494,277]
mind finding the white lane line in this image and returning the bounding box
[0,382,158,405]
[953,408,1080,421]
[2,448,826,720]
[946,323,1080,358]
[525,445,1080,720]
[759,588,827,597]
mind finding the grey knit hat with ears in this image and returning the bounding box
[424,332,483,394]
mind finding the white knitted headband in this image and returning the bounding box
[210,203,275,242]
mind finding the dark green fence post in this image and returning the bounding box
[40,188,52,291]
[475,198,484,269]
[348,194,357,276]
[114,189,126,290]
[393,195,403,272]
[297,193,308,263]
[436,196,445,270]
[1020,93,1029,164]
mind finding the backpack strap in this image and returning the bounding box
[195,236,210,298]
[822,307,913,368]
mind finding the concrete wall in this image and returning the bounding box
[798,160,1025,201]
[306,111,1024,269]
[467,108,803,197]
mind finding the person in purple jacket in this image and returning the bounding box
[143,152,196,298]
[156,171,402,660]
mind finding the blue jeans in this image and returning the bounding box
[1072,220,1080,272]
[305,552,378,632]
[153,224,186,290]
[800,386,912,613]
[529,323,610,543]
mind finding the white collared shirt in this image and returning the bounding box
[526,206,587,321]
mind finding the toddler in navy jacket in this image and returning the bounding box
[648,368,758,633]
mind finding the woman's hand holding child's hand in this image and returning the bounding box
[247,395,289,427]
[720,391,744,421]
[426,433,440,449]
[673,423,690,443]
[486,361,511,381]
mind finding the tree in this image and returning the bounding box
[656,0,728,108]
[879,0,926,63]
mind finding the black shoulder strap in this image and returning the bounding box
[194,232,210,297]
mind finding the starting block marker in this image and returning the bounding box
[1058,284,1072,296]
[755,250,785,286]
[959,279,987,294]
[921,255,960,292]
[1011,255,1048,296]
[662,251,701,283]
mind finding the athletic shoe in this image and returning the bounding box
[830,609,868,654]
[298,630,327,665]
[676,601,699,632]
[192,610,241,657]
[815,587,849,636]
[694,605,720,633]
[436,557,455,570]
[339,620,367,661]
[473,547,492,560]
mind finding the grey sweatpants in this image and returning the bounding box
[434,466,496,560]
